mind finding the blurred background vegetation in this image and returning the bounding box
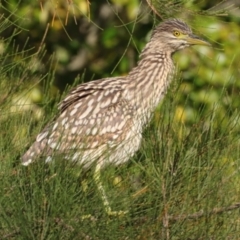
[1,0,240,140]
[0,0,240,239]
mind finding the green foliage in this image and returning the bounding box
[0,0,240,239]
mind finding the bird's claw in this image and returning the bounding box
[106,209,128,217]
[80,209,128,221]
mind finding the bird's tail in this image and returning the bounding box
[22,138,50,166]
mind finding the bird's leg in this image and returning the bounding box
[94,162,128,216]
[94,163,112,213]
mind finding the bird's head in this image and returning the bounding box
[151,19,210,53]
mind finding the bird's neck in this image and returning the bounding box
[124,47,174,124]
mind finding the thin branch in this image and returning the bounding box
[166,202,240,222]
[145,0,163,20]
[0,229,20,239]
[161,179,170,240]
[37,23,50,54]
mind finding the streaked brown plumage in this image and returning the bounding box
[22,19,209,215]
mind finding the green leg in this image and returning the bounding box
[94,163,128,216]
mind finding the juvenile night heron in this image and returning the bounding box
[22,19,209,215]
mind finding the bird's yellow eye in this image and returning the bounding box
[173,30,180,37]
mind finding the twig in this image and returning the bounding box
[145,0,163,20]
[161,178,170,240]
[0,229,20,239]
[37,23,50,54]
[166,202,240,222]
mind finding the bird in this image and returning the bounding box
[22,19,209,216]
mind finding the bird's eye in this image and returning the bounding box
[173,30,180,37]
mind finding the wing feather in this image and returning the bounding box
[37,76,133,153]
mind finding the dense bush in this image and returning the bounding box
[0,0,239,239]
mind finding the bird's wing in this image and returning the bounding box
[36,77,134,152]
[59,77,123,113]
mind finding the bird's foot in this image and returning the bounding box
[80,209,128,221]
[104,204,128,217]
[80,214,94,221]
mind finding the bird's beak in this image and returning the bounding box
[185,33,210,46]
